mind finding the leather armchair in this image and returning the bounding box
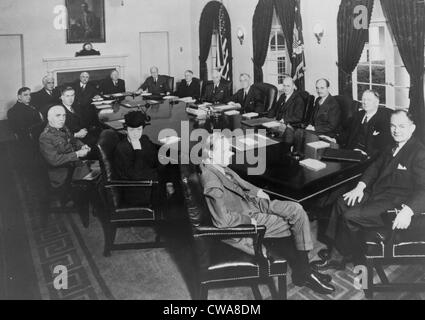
[165,76,175,93]
[253,82,278,114]
[180,164,288,300]
[362,211,425,299]
[335,95,362,137]
[97,129,164,257]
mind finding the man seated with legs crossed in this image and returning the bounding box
[200,133,335,295]
[314,110,425,269]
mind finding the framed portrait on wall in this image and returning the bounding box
[66,0,106,43]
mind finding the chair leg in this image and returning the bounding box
[251,284,263,300]
[199,284,208,300]
[278,276,287,300]
[364,262,374,300]
[266,278,278,300]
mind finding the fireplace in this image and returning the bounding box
[43,54,128,86]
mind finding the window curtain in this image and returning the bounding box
[381,0,425,140]
[273,0,296,59]
[337,0,374,98]
[252,0,274,83]
[199,1,222,83]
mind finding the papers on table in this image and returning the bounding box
[198,102,212,108]
[232,133,274,151]
[224,110,240,116]
[92,97,103,102]
[306,141,331,150]
[262,121,282,129]
[186,107,208,118]
[93,100,114,106]
[163,95,179,100]
[98,109,114,115]
[159,136,181,145]
[105,120,124,130]
[95,104,114,110]
[242,112,259,119]
[141,93,152,97]
[299,159,327,171]
[213,104,241,112]
[146,100,160,104]
[179,97,196,103]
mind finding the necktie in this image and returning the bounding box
[243,91,247,104]
[114,81,118,87]
[154,78,157,85]
[392,142,400,156]
[362,115,369,125]
[81,84,86,91]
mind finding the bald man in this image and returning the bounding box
[100,69,126,95]
[202,69,230,104]
[31,75,60,113]
[227,73,265,113]
[137,67,170,95]
[72,72,100,108]
[268,76,305,124]
[39,105,91,192]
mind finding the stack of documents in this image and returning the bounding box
[306,141,331,150]
[179,97,196,103]
[262,121,282,129]
[163,96,179,100]
[224,110,240,116]
[299,159,327,171]
[213,104,241,112]
[242,112,259,119]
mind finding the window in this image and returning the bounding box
[263,9,291,90]
[352,0,410,109]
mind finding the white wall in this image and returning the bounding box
[190,0,341,94]
[0,0,193,119]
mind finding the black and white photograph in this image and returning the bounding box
[0,0,424,306]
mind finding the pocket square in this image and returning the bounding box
[397,164,407,170]
[373,131,380,136]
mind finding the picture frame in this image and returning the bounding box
[66,0,106,44]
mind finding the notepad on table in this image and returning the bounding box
[224,110,240,116]
[179,97,196,103]
[163,95,179,100]
[262,121,282,129]
[242,112,259,119]
[307,141,331,150]
[299,159,327,171]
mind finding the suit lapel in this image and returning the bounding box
[379,138,416,180]
[207,165,247,199]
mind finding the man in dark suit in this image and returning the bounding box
[319,110,425,266]
[72,72,100,108]
[100,69,126,95]
[306,79,341,138]
[202,69,230,104]
[338,90,392,158]
[137,66,170,95]
[31,75,60,113]
[175,70,201,99]
[199,133,335,295]
[227,73,265,114]
[8,87,44,142]
[39,105,91,204]
[268,76,305,124]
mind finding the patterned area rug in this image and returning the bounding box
[15,170,425,300]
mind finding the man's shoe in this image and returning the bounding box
[293,273,335,295]
[311,269,332,283]
[310,259,346,271]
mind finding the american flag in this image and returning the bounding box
[216,4,230,81]
[292,0,305,91]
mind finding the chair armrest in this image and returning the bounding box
[194,225,267,260]
[105,180,159,188]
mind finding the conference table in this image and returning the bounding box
[97,95,372,204]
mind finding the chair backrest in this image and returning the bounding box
[335,95,360,130]
[98,129,121,182]
[180,164,213,231]
[253,82,278,112]
[165,76,174,93]
[299,91,316,124]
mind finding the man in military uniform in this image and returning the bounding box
[39,105,91,204]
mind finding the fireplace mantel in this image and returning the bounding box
[43,54,128,84]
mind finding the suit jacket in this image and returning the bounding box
[310,94,341,137]
[175,78,201,99]
[228,86,265,114]
[113,135,159,206]
[39,125,84,188]
[360,137,425,214]
[72,81,99,108]
[62,103,84,134]
[7,101,43,141]
[267,91,305,124]
[100,78,126,95]
[202,81,230,104]
[31,88,60,113]
[339,107,392,157]
[139,75,170,95]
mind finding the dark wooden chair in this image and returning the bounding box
[97,129,165,257]
[180,164,288,300]
[363,211,425,299]
[165,76,175,93]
